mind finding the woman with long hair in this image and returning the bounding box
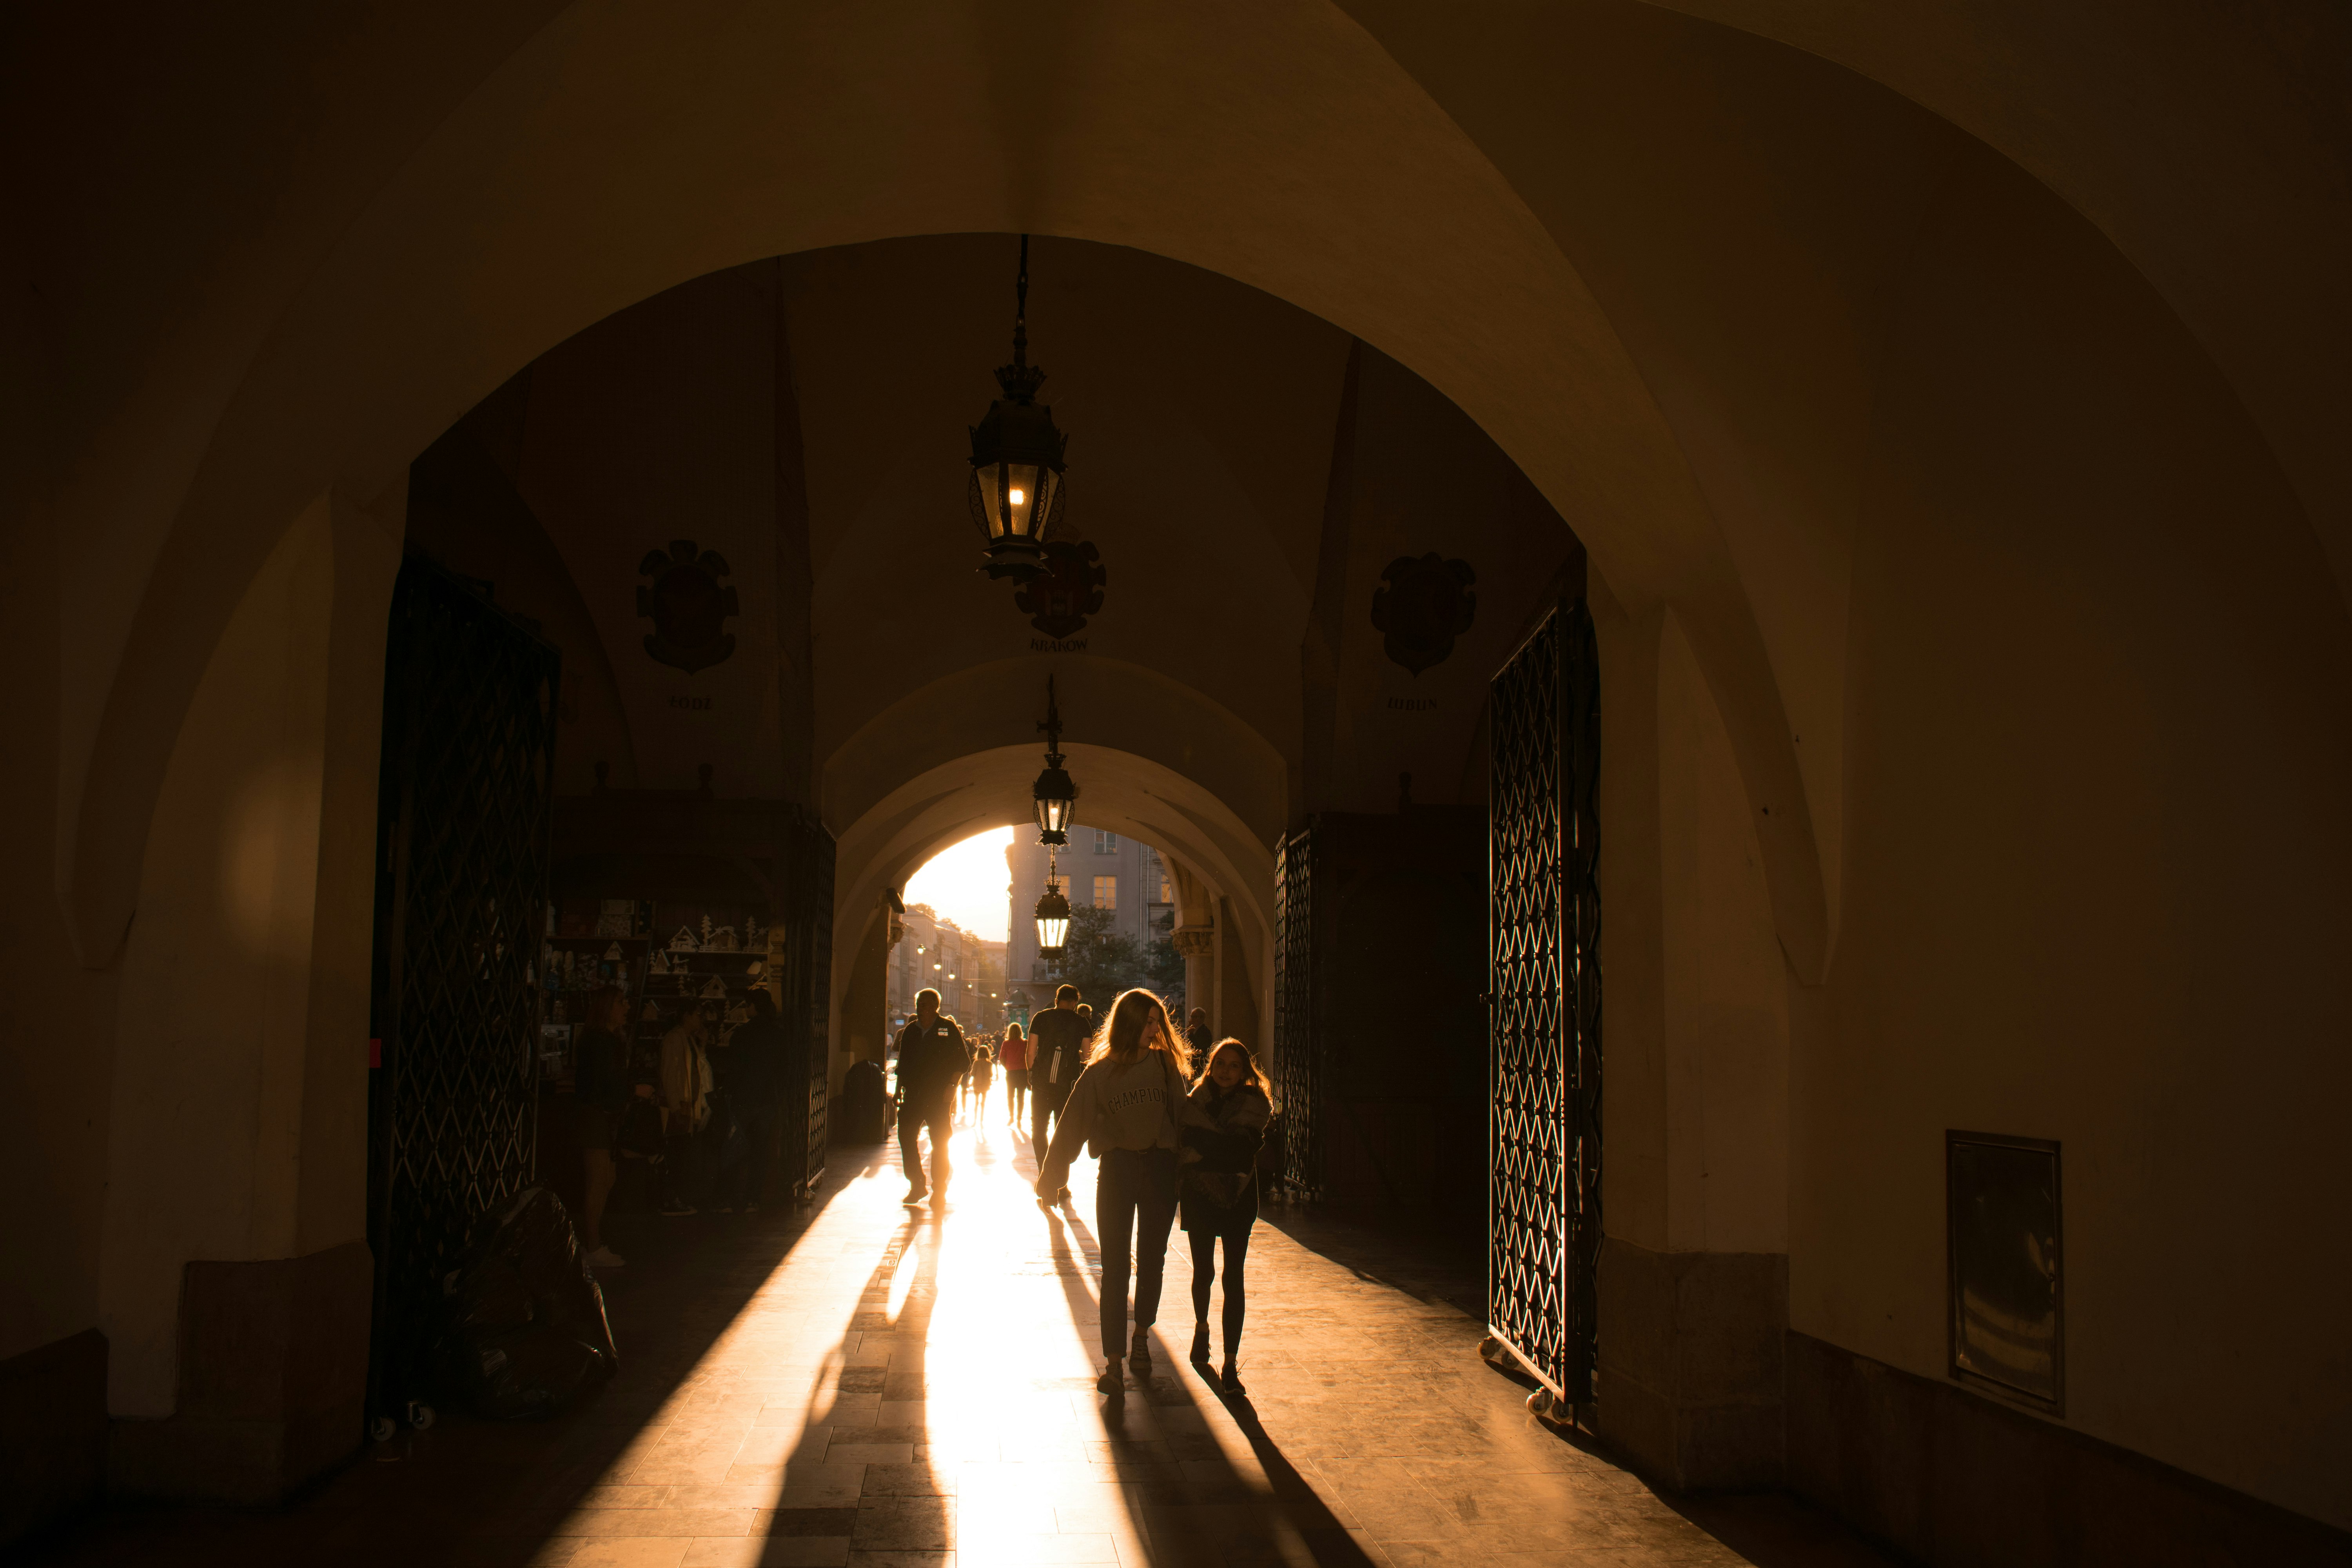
[999,1018,1030,1127]
[1179,1039,1272,1391]
[1036,988,1194,1396]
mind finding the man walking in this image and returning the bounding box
[1027,985,1088,1201]
[893,989,966,1204]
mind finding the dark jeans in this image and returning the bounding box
[662,1129,704,1209]
[1097,1147,1180,1359]
[1190,1227,1252,1356]
[899,1094,953,1191]
[720,1108,775,1210]
[1031,1084,1068,1169]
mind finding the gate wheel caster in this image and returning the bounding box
[369,1415,397,1443]
[407,1400,436,1431]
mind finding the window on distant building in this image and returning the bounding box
[1094,830,1118,853]
[1093,875,1117,909]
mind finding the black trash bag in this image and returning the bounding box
[840,1060,887,1144]
[439,1185,618,1419]
[444,1251,535,1340]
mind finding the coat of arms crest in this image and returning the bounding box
[637,540,739,673]
[1370,553,1477,675]
[1014,540,1107,639]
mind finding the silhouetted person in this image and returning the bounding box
[1000,1019,1031,1126]
[1027,985,1087,1196]
[657,1005,713,1216]
[573,985,632,1270]
[713,988,782,1212]
[1180,1038,1272,1392]
[1185,1006,1212,1061]
[965,1034,995,1121]
[1037,988,1194,1398]
[893,989,966,1204]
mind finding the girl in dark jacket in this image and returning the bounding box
[1178,1039,1272,1391]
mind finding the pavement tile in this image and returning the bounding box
[680,1540,852,1568]
[563,1541,694,1568]
[24,1117,1897,1568]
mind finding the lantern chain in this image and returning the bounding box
[1013,233,1029,372]
[1037,671,1065,765]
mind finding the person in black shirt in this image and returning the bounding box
[892,988,967,1203]
[1026,985,1087,1201]
[1180,1039,1273,1391]
[713,988,784,1212]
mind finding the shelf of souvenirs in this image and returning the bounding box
[537,936,646,1000]
[638,961,764,1004]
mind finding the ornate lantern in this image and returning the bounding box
[1034,855,1072,958]
[1032,677,1077,845]
[967,234,1069,581]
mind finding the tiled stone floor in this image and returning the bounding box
[33,1091,1896,1567]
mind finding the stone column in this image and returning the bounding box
[1160,856,1218,1028]
[1171,926,1215,1027]
[103,482,402,1503]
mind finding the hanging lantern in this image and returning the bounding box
[1033,676,1077,845]
[1035,859,1072,958]
[967,234,1069,581]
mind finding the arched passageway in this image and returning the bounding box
[7,7,2351,1563]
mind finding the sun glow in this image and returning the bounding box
[902,826,1015,940]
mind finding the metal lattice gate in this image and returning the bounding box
[778,811,835,1199]
[367,555,560,1423]
[1487,599,1601,1403]
[1272,828,1320,1198]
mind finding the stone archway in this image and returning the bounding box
[828,734,1278,1093]
[61,2,1831,996]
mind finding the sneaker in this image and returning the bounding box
[904,1184,929,1205]
[659,1201,697,1216]
[1096,1360,1125,1397]
[1220,1359,1243,1394]
[586,1246,626,1270]
[1190,1324,1211,1365]
[1129,1330,1153,1373]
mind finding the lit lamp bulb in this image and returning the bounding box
[1009,487,1025,505]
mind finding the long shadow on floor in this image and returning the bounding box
[735,1209,953,1559]
[24,1152,889,1568]
[1045,1187,1379,1565]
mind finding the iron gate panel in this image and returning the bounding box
[1487,599,1601,1402]
[368,554,561,1419]
[1272,828,1320,1198]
